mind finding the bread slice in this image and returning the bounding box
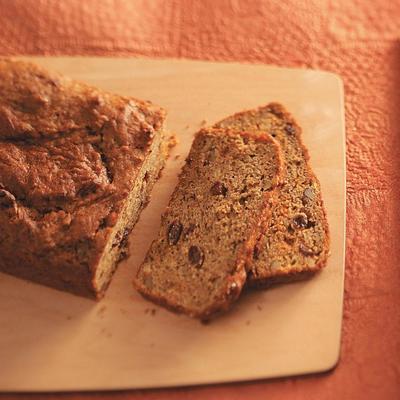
[134,127,283,318]
[0,58,170,298]
[215,103,330,286]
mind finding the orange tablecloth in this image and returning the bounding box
[0,1,399,399]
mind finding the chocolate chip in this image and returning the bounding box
[291,213,308,229]
[302,187,315,205]
[239,196,249,205]
[188,245,204,268]
[307,220,316,228]
[299,243,316,256]
[210,181,227,196]
[284,123,296,135]
[167,221,183,245]
[299,208,316,228]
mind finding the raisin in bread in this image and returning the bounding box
[0,58,170,298]
[134,127,283,318]
[215,103,330,286]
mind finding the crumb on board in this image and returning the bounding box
[174,154,180,160]
[100,328,112,338]
[199,119,207,127]
[97,305,107,316]
[257,304,262,311]
[246,320,251,326]
[168,134,178,147]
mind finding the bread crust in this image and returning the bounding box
[0,58,168,298]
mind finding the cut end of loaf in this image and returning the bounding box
[93,128,171,298]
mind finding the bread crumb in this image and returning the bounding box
[97,305,107,316]
[246,320,251,326]
[150,308,156,316]
[100,328,112,338]
[257,304,262,311]
[174,154,180,160]
[199,119,207,127]
[168,134,178,148]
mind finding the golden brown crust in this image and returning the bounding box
[0,58,167,298]
[246,268,319,290]
[135,265,246,320]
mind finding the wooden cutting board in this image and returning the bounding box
[0,57,345,392]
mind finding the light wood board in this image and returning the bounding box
[0,57,345,392]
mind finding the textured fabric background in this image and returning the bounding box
[0,0,399,399]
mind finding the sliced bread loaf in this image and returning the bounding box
[134,127,283,318]
[0,58,170,298]
[215,103,330,286]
